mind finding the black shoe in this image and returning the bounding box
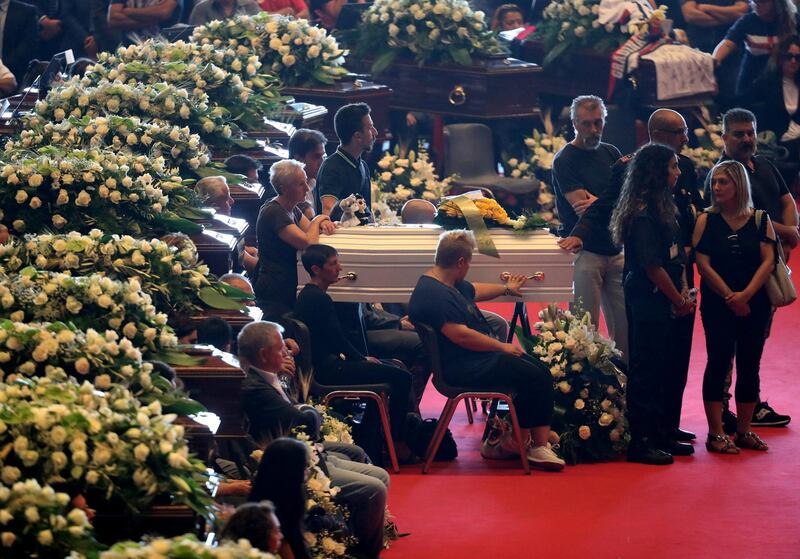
[627,441,674,465]
[675,428,696,442]
[722,408,738,435]
[751,401,791,427]
[661,439,694,456]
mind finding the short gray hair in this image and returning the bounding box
[570,95,607,122]
[196,176,228,199]
[434,229,476,268]
[269,159,306,194]
[237,321,284,366]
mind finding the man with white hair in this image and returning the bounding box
[196,175,235,216]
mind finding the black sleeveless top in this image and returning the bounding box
[695,211,772,312]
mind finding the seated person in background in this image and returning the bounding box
[294,244,415,460]
[4,0,40,85]
[225,154,262,185]
[254,159,336,319]
[289,128,328,220]
[408,230,565,471]
[492,3,525,30]
[107,0,182,45]
[308,0,344,29]
[197,316,233,352]
[239,323,390,559]
[259,0,308,18]
[196,176,235,216]
[0,59,17,96]
[189,0,260,24]
[220,272,256,306]
[219,501,283,554]
[401,199,437,224]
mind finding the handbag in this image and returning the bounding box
[755,210,797,307]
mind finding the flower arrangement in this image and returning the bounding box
[438,196,509,224]
[0,320,195,409]
[0,232,249,316]
[372,148,453,212]
[98,534,276,558]
[519,304,628,464]
[0,478,100,558]
[8,116,211,175]
[0,269,178,358]
[88,39,286,130]
[534,0,668,66]
[32,79,236,147]
[294,432,355,558]
[355,0,507,73]
[0,375,212,518]
[683,122,723,174]
[191,13,349,86]
[0,147,202,236]
[313,405,354,445]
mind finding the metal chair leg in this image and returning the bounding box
[464,399,474,424]
[505,399,531,475]
[422,398,459,474]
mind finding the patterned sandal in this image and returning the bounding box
[736,431,769,451]
[706,433,740,454]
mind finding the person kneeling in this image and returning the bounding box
[408,230,564,471]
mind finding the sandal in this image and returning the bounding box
[706,433,740,454]
[736,431,769,451]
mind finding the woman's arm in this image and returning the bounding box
[278,215,331,250]
[712,39,737,65]
[644,266,693,315]
[740,219,777,301]
[441,323,521,355]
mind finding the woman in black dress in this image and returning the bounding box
[609,143,695,465]
[255,159,336,319]
[693,160,776,453]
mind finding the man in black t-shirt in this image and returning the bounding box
[316,103,376,222]
[553,95,627,360]
[706,108,797,429]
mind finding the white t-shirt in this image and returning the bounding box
[781,77,800,142]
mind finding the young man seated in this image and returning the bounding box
[408,230,565,471]
[294,244,415,461]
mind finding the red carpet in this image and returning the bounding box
[382,271,800,558]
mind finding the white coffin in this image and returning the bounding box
[297,225,574,303]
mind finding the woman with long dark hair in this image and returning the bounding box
[249,438,311,559]
[610,143,696,465]
[693,161,776,454]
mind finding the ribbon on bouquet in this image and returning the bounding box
[449,195,499,258]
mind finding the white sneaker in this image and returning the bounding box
[526,443,565,471]
[499,432,530,457]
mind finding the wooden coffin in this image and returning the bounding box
[283,80,392,147]
[210,140,287,167]
[230,180,267,242]
[298,225,574,302]
[246,102,329,143]
[348,57,541,119]
[191,229,238,276]
[173,350,248,439]
[519,40,714,107]
[187,306,263,337]
[195,211,249,237]
[93,505,198,544]
[176,414,217,464]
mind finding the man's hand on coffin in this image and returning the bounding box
[400,316,416,331]
[558,236,583,253]
[505,274,528,297]
[571,193,598,216]
[500,343,524,357]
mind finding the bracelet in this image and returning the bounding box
[503,285,510,297]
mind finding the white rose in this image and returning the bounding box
[75,190,91,207]
[74,357,90,375]
[14,190,28,204]
[578,425,591,440]
[574,398,585,410]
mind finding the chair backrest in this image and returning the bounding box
[443,123,496,180]
[281,315,315,403]
[414,322,460,398]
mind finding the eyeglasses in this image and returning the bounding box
[783,53,800,62]
[727,233,742,256]
[657,127,689,135]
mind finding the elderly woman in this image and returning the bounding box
[254,159,336,319]
[693,160,776,454]
[407,230,564,471]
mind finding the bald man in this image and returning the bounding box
[563,108,702,455]
[401,199,437,224]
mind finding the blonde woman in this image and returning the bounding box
[693,160,776,454]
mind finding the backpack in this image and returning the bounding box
[406,413,458,461]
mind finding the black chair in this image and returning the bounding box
[283,316,400,473]
[414,323,531,475]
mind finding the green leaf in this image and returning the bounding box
[514,326,540,355]
[448,47,472,66]
[151,350,202,366]
[155,216,203,235]
[198,286,246,310]
[216,282,254,301]
[162,397,207,416]
[542,41,571,67]
[371,50,398,76]
[230,138,259,149]
[175,206,214,220]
